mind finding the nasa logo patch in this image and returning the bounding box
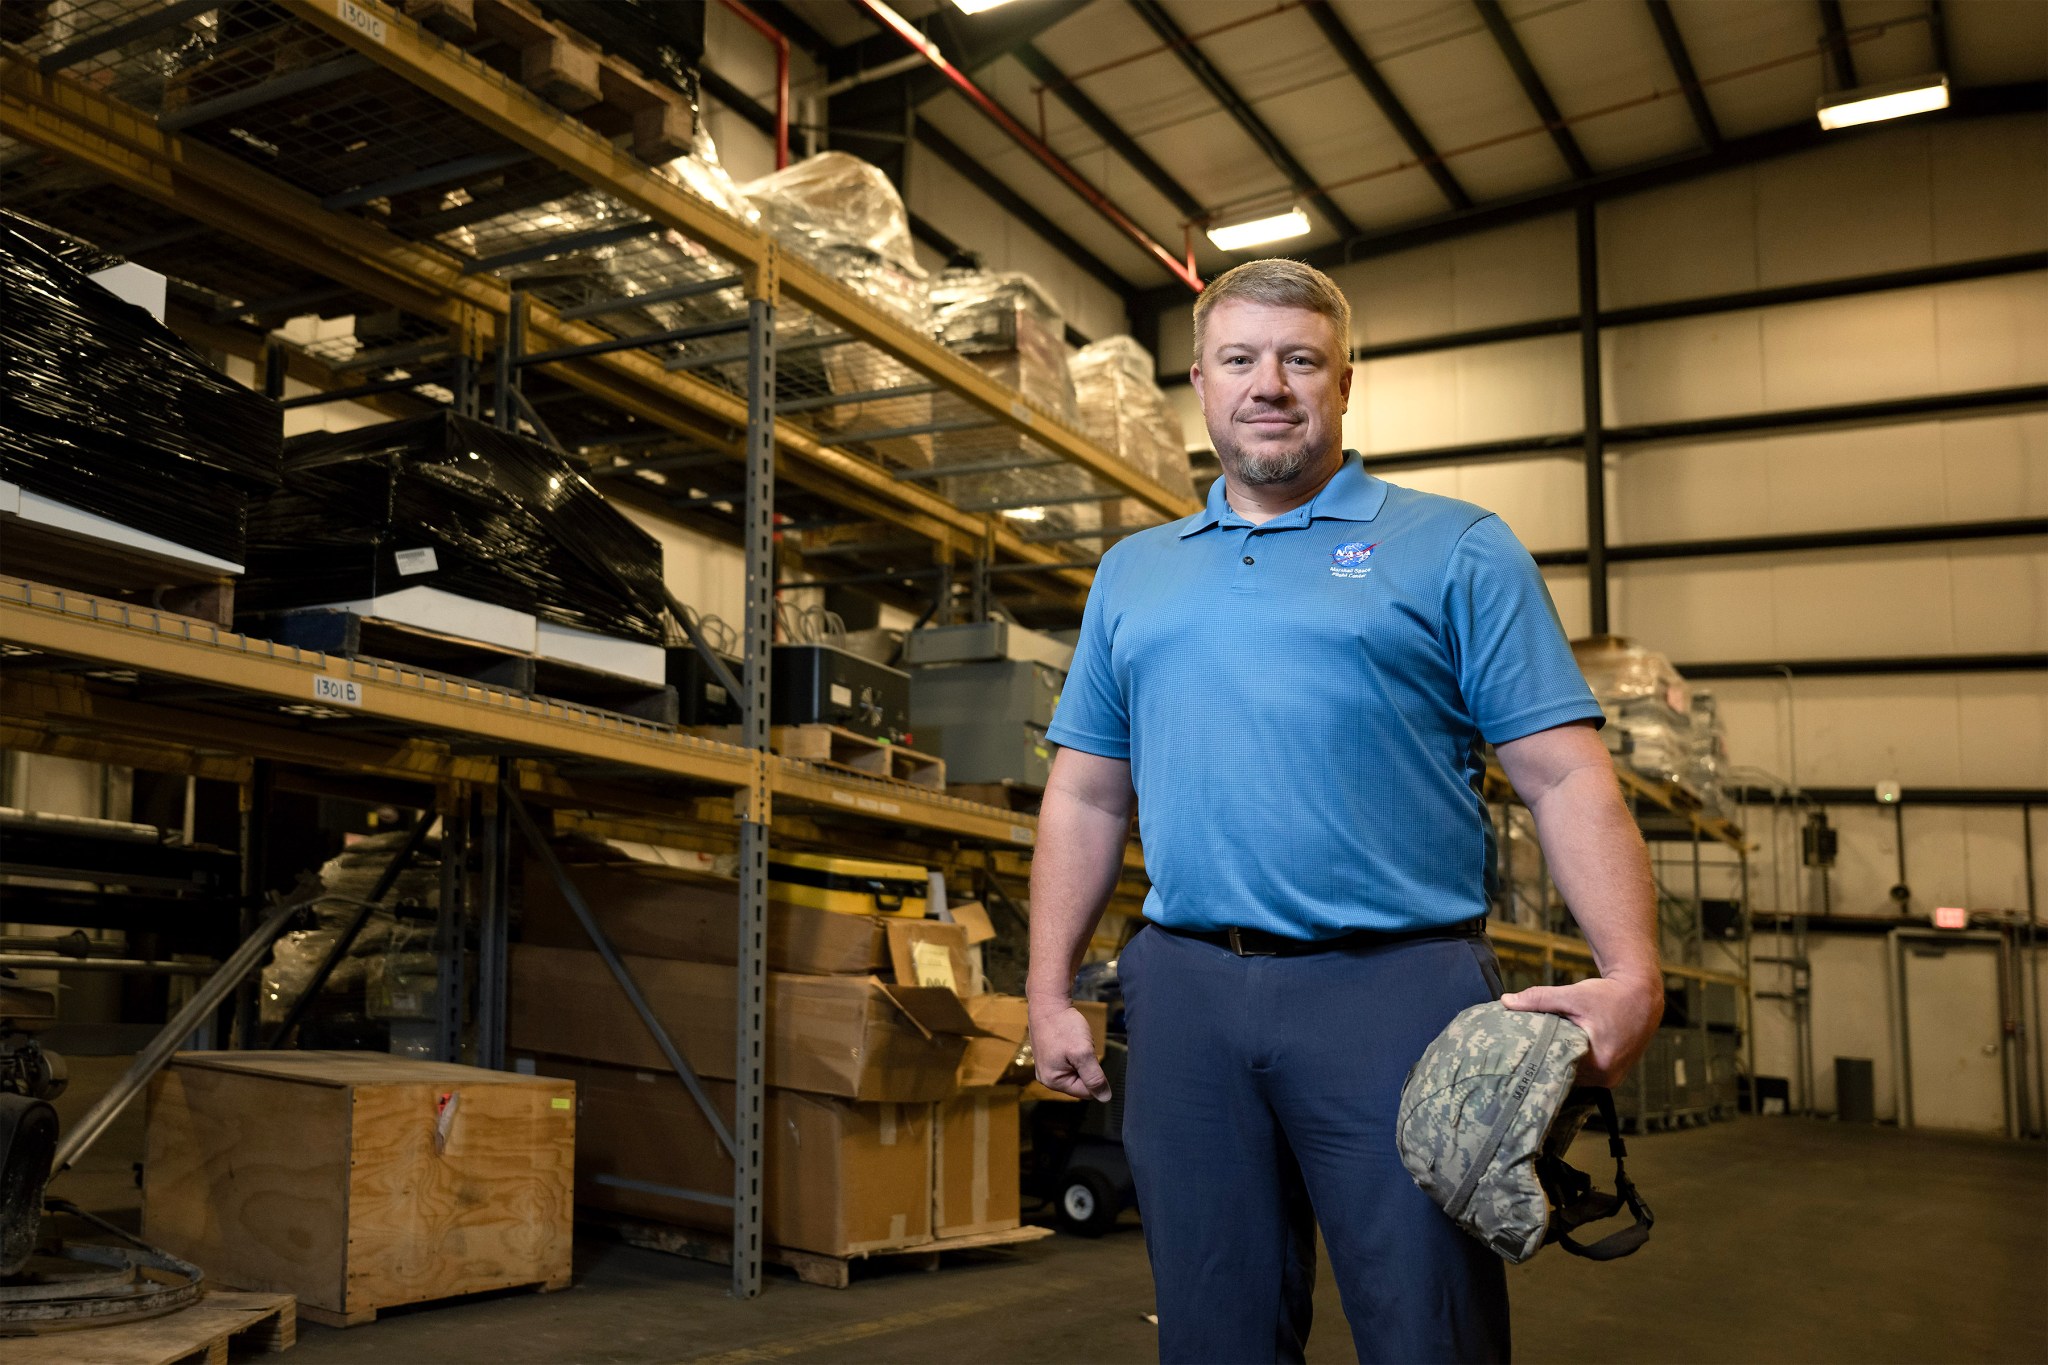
[1331,541,1377,578]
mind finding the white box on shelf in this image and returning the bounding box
[535,619,666,685]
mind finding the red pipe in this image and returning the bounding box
[853,0,1202,293]
[716,0,789,170]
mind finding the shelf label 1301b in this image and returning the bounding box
[314,675,364,707]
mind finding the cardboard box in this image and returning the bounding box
[523,858,873,974]
[526,1054,931,1258]
[886,919,976,996]
[932,1086,1022,1239]
[521,857,970,978]
[957,994,1030,1088]
[144,1052,573,1324]
[510,944,985,1102]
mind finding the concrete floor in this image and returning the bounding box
[174,1116,2041,1364]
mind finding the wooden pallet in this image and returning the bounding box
[403,0,695,160]
[594,1213,1052,1290]
[250,608,680,725]
[12,1290,295,1365]
[0,518,233,628]
[947,781,1043,814]
[287,1275,569,1329]
[688,724,947,790]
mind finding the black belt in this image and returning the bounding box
[1154,917,1486,958]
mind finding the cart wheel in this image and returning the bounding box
[1055,1169,1120,1237]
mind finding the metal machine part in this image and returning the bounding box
[0,1200,204,1328]
[897,619,1075,672]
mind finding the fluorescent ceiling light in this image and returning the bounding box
[1205,208,1311,252]
[1001,506,1047,522]
[1816,74,1949,130]
[952,0,1018,14]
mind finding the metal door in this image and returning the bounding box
[1893,931,2010,1135]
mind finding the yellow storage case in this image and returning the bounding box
[768,851,931,918]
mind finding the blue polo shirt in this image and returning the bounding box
[1045,451,1602,937]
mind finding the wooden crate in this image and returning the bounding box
[143,1052,574,1328]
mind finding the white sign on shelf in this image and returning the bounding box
[337,0,387,44]
[314,675,363,707]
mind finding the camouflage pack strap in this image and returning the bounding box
[1443,1012,1560,1222]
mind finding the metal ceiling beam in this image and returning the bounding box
[742,2,833,61]
[1301,1,1471,210]
[911,120,1134,295]
[1128,0,1359,239]
[1927,0,1951,74]
[1472,0,1593,181]
[1012,42,1207,222]
[831,0,1088,122]
[857,0,1198,291]
[1645,0,1722,150]
[1818,0,1858,91]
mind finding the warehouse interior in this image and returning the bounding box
[0,0,2041,1361]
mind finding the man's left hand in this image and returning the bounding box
[1501,974,1664,1086]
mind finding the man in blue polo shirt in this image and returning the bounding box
[1028,259,1664,1364]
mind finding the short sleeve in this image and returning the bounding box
[1441,515,1605,744]
[1044,559,1130,760]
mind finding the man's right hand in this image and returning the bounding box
[1030,1002,1111,1101]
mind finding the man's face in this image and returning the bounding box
[1190,298,1352,487]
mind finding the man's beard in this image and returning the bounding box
[1213,426,1321,487]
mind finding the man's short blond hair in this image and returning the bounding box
[1192,258,1352,360]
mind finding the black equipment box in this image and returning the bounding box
[667,646,744,726]
[770,644,911,743]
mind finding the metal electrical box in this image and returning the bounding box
[770,644,911,743]
[910,659,1062,728]
[899,620,1074,672]
[919,722,1056,787]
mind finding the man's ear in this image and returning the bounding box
[1338,358,1352,413]
[1189,360,1204,403]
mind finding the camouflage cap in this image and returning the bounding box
[1396,1001,1651,1265]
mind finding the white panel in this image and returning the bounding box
[1159,299,1195,376]
[1665,0,1826,140]
[1609,557,1780,661]
[1759,548,1959,658]
[1336,245,1455,348]
[1948,544,2048,653]
[1754,128,1935,284]
[1446,457,1585,553]
[1611,439,1773,544]
[1958,807,2032,910]
[1502,0,1700,170]
[1540,565,1590,640]
[1932,115,2048,261]
[1758,291,1939,409]
[1449,214,1576,328]
[1807,932,1902,1120]
[1943,411,2048,521]
[1164,384,1206,451]
[1955,675,2048,788]
[1597,164,1759,308]
[1353,351,1458,453]
[1604,313,1765,425]
[1373,28,1573,200]
[1933,271,2048,390]
[1455,334,1580,442]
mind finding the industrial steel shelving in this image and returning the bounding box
[0,0,1749,1296]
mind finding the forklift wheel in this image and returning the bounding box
[1055,1169,1120,1237]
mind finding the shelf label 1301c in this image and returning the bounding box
[314,675,364,707]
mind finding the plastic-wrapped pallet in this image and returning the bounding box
[239,412,669,651]
[1070,336,1195,541]
[742,153,933,468]
[928,269,1097,544]
[0,212,282,566]
[442,124,750,352]
[1572,636,1721,801]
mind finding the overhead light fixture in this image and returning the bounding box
[951,0,1018,14]
[1205,207,1311,253]
[1001,506,1047,522]
[1816,73,1949,130]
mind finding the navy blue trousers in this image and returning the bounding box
[1119,924,1511,1365]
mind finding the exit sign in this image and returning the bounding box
[1932,906,1968,930]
